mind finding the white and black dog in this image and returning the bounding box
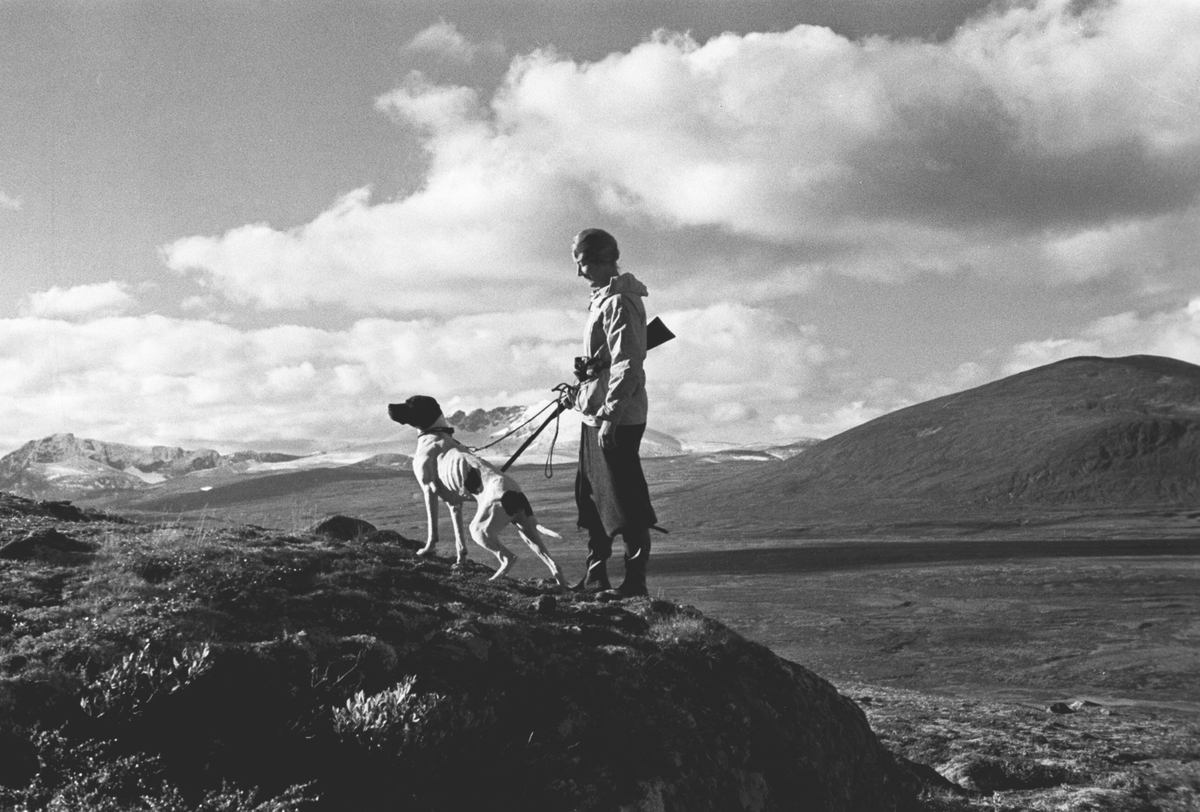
[387,395,570,588]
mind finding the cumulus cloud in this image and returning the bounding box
[163,0,1200,312]
[404,19,503,64]
[0,310,578,452]
[0,298,857,451]
[21,282,136,319]
[772,402,891,441]
[644,303,848,440]
[1003,296,1200,373]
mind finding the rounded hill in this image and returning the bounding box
[0,493,924,811]
[707,356,1200,520]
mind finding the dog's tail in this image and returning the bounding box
[536,524,562,539]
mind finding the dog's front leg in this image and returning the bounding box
[448,500,468,565]
[417,484,440,556]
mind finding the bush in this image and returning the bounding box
[0,729,316,811]
[80,642,212,720]
[330,676,447,751]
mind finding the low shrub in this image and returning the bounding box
[331,676,445,751]
[0,728,316,811]
[80,642,212,720]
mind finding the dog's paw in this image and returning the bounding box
[489,555,515,581]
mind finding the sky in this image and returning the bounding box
[2,0,1199,455]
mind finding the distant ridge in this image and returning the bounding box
[688,355,1200,523]
[0,434,300,500]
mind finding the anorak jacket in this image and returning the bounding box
[574,272,649,426]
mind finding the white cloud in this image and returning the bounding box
[1003,296,1200,374]
[645,303,840,440]
[163,0,1200,313]
[0,301,857,450]
[0,310,584,452]
[772,402,890,440]
[0,190,20,212]
[21,282,135,319]
[19,288,1198,453]
[404,20,503,64]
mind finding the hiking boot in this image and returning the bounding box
[612,572,648,598]
[572,559,611,592]
[611,528,650,597]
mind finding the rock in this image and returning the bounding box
[136,557,175,583]
[0,492,121,523]
[939,754,1074,792]
[309,515,377,540]
[33,500,91,522]
[1048,701,1076,714]
[895,755,969,796]
[0,528,97,561]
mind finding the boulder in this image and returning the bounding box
[0,528,96,561]
[309,515,377,540]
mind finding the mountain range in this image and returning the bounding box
[0,406,793,503]
[0,434,307,500]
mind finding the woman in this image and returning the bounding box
[569,228,658,597]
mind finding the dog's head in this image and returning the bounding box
[387,395,444,430]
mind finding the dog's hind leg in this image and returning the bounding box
[469,501,515,581]
[513,515,569,590]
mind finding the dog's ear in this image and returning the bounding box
[392,395,442,429]
[410,396,443,428]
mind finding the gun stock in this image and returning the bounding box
[646,316,675,351]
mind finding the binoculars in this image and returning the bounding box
[574,355,602,382]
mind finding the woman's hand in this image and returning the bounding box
[598,420,617,449]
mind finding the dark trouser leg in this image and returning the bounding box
[615,526,651,597]
[574,462,612,592]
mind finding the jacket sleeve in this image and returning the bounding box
[597,294,646,420]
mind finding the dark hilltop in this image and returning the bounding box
[671,355,1200,537]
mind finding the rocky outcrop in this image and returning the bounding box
[0,503,922,811]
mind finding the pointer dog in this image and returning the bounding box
[387,395,570,588]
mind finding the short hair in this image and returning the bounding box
[572,228,620,263]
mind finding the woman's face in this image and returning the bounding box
[574,253,618,288]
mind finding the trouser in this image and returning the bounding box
[576,422,656,588]
[575,422,657,542]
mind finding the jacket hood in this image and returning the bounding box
[593,272,648,301]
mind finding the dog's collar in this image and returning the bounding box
[419,426,455,436]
